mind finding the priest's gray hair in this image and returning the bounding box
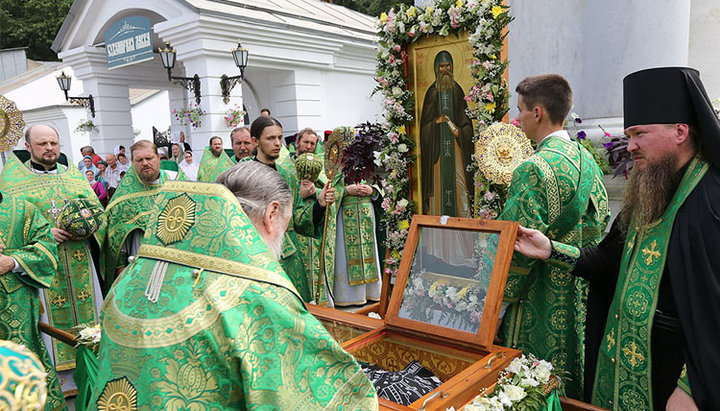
[216,161,293,221]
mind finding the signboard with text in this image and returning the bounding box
[104,16,153,70]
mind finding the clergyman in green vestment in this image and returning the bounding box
[498,75,610,399]
[0,191,66,410]
[0,125,106,394]
[90,162,378,410]
[102,140,170,294]
[196,136,234,182]
[311,127,382,307]
[249,116,333,302]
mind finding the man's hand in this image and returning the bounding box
[0,255,14,276]
[347,184,372,197]
[300,180,316,199]
[435,114,450,124]
[51,228,72,244]
[319,182,335,207]
[666,387,697,411]
[514,225,552,260]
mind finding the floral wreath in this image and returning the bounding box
[374,0,512,277]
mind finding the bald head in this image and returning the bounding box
[24,125,60,168]
[24,125,59,143]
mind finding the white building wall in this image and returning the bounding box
[689,0,720,100]
[131,90,171,143]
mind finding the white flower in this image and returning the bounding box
[397,143,409,153]
[373,150,383,166]
[392,86,403,97]
[534,360,553,383]
[397,198,409,208]
[503,385,526,402]
[505,357,524,374]
[521,377,540,387]
[445,286,458,299]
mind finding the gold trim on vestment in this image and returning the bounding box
[529,155,561,224]
[138,244,299,298]
[104,274,251,348]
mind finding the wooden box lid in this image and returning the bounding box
[384,215,518,351]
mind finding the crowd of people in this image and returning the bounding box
[1,66,718,410]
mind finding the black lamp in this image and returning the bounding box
[220,41,249,104]
[158,42,201,104]
[56,71,95,117]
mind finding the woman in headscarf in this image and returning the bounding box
[79,155,99,176]
[85,169,107,206]
[179,150,199,181]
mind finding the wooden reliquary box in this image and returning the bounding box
[311,215,523,410]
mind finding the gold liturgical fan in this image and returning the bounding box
[475,122,533,186]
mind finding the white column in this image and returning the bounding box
[272,68,321,135]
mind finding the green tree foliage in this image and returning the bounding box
[0,0,73,61]
[331,0,414,17]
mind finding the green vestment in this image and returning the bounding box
[499,136,610,399]
[102,168,168,293]
[274,161,321,302]
[196,147,234,183]
[591,158,707,410]
[0,192,66,410]
[311,175,380,307]
[0,153,106,371]
[89,180,377,410]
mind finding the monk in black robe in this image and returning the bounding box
[512,67,720,410]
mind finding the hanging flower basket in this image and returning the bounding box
[173,103,206,129]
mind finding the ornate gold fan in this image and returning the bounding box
[475,122,533,185]
[324,126,354,180]
[0,95,25,153]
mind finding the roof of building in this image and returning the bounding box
[53,0,378,52]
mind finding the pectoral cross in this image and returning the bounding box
[442,140,452,157]
[47,200,62,223]
[641,240,660,266]
[622,341,645,367]
[606,329,615,351]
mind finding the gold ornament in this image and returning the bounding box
[0,340,47,411]
[97,376,138,411]
[325,126,354,180]
[156,194,196,245]
[475,122,533,185]
[0,95,25,153]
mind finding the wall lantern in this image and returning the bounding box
[56,71,95,117]
[158,42,202,105]
[219,41,249,104]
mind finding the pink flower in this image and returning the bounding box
[408,27,416,37]
[393,44,402,52]
[510,117,520,127]
[388,54,396,64]
[388,132,399,143]
[381,197,392,211]
[483,61,492,70]
[604,132,612,138]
